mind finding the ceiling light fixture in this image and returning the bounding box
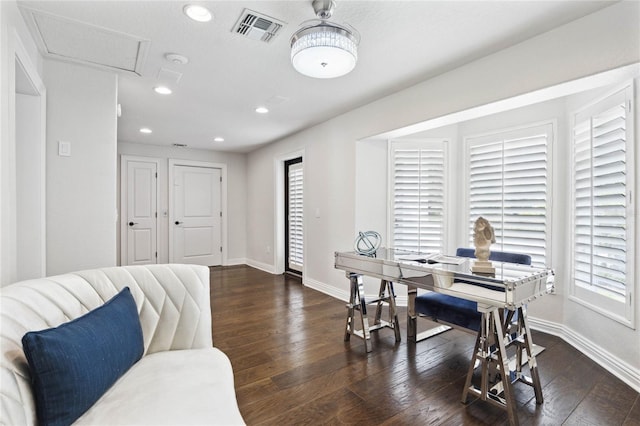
[214,137,224,142]
[154,86,172,95]
[255,106,269,114]
[183,4,212,22]
[165,53,189,65]
[139,128,152,134]
[290,0,359,79]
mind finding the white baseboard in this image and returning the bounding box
[225,257,246,266]
[304,277,349,301]
[245,259,276,274]
[528,317,640,393]
[303,277,410,307]
[303,278,408,306]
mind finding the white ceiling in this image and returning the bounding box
[18,0,614,153]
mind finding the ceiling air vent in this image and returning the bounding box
[233,9,285,43]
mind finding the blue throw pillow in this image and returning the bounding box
[22,287,143,426]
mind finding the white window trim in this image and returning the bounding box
[568,82,635,328]
[387,138,450,254]
[462,120,555,268]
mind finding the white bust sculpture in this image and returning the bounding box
[472,216,496,275]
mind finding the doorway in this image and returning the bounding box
[169,162,223,266]
[120,156,159,266]
[13,35,46,283]
[285,157,303,275]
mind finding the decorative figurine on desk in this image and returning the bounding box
[354,231,381,257]
[472,217,496,276]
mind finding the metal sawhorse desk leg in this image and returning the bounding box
[344,273,401,352]
[462,304,543,426]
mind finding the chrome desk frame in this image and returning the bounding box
[344,273,401,353]
[335,248,555,426]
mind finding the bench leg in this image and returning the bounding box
[407,278,452,343]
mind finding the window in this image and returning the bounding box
[391,140,446,253]
[466,124,553,268]
[285,158,303,273]
[571,84,634,323]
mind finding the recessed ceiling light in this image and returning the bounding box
[184,5,212,22]
[154,86,172,95]
[139,128,152,134]
[255,106,269,114]
[214,137,224,142]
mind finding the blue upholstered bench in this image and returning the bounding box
[414,248,544,423]
[414,248,531,333]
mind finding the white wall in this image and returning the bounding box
[0,0,43,286]
[44,60,118,275]
[16,93,43,280]
[355,139,388,242]
[117,142,247,265]
[246,2,639,389]
[248,0,638,295]
[247,126,357,294]
[1,0,5,286]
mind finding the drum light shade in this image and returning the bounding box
[290,23,358,79]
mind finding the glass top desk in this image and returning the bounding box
[335,247,554,309]
[335,247,555,426]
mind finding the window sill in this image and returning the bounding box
[568,293,634,329]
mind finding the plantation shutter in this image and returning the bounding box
[288,162,304,269]
[468,124,551,267]
[573,90,628,299]
[392,141,445,253]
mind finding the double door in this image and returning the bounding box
[121,157,222,266]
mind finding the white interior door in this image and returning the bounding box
[171,165,222,266]
[125,160,158,265]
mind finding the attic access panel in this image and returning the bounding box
[21,8,149,75]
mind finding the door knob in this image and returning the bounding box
[128,222,138,226]
[175,221,183,225]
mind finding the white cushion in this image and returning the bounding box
[76,348,245,425]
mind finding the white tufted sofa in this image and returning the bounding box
[0,264,245,425]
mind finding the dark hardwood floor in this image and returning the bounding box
[210,265,640,426]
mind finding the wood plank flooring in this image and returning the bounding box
[210,265,640,425]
